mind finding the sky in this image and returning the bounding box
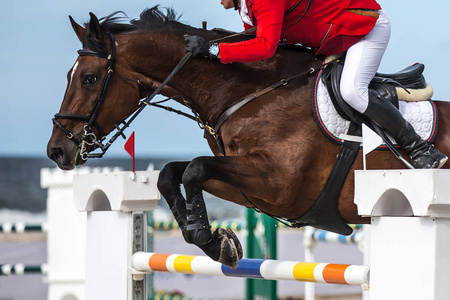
[1,0,449,159]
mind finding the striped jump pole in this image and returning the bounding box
[0,264,48,275]
[307,227,363,245]
[131,252,370,286]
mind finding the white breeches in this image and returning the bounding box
[340,9,391,113]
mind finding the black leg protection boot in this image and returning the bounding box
[364,90,447,169]
[169,194,194,244]
[186,194,212,246]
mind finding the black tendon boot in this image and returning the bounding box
[170,194,194,244]
[364,90,447,169]
[186,194,212,246]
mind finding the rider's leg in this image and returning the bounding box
[340,9,447,168]
[364,90,447,168]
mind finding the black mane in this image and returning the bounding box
[84,6,183,54]
[94,5,182,34]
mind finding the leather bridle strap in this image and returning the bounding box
[52,114,106,144]
[84,34,116,131]
[52,32,116,146]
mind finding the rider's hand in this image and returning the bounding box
[184,35,210,58]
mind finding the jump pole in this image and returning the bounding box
[131,252,369,285]
[73,170,160,300]
[354,169,450,300]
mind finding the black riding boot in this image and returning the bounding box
[364,90,447,169]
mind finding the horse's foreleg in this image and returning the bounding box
[157,161,193,243]
[159,159,244,268]
[181,157,216,245]
[181,155,271,268]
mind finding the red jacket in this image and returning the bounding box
[219,0,381,63]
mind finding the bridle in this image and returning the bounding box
[52,31,193,160]
[52,32,118,160]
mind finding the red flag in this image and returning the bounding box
[124,131,135,172]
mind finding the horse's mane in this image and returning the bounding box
[84,6,183,54]
[95,5,182,33]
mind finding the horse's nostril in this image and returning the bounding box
[49,147,64,162]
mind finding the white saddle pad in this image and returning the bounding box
[312,74,438,147]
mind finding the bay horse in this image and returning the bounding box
[47,7,450,268]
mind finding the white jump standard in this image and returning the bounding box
[355,169,450,300]
[73,170,160,300]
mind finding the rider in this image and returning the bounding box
[184,0,448,169]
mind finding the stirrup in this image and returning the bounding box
[410,144,448,169]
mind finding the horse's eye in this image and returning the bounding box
[83,75,98,85]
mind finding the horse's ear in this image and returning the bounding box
[88,12,104,44]
[69,15,86,44]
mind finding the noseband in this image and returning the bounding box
[52,31,193,160]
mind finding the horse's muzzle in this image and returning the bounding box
[47,139,85,170]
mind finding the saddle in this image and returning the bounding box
[312,60,438,147]
[290,59,437,235]
[322,60,428,124]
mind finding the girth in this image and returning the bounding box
[289,122,362,235]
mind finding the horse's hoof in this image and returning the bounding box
[222,228,243,260]
[199,228,242,269]
[214,228,241,269]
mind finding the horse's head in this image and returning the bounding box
[47,13,144,170]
